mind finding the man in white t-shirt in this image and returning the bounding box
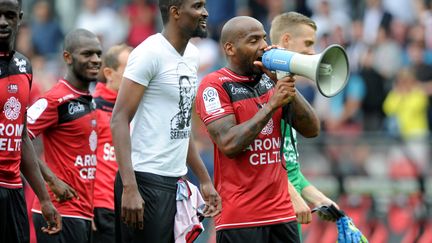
[110,0,221,242]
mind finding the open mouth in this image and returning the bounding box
[0,32,11,39]
[199,20,207,28]
[87,67,100,75]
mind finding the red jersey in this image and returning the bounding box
[0,52,32,189]
[92,82,117,210]
[27,80,97,220]
[196,68,296,230]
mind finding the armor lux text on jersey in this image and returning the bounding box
[0,123,23,151]
[74,154,97,179]
[246,137,282,165]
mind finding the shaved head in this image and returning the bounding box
[219,16,267,76]
[64,28,98,52]
[220,16,264,46]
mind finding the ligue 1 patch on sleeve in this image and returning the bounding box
[202,87,223,114]
[27,98,48,124]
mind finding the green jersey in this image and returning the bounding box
[282,122,311,194]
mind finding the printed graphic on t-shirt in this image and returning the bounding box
[170,63,196,140]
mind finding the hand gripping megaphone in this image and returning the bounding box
[262,44,350,97]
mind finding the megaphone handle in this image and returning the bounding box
[276,70,292,80]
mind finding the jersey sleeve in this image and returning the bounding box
[195,73,234,125]
[286,160,311,193]
[122,43,157,87]
[26,97,59,139]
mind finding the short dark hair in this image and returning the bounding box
[158,0,183,24]
[63,28,98,52]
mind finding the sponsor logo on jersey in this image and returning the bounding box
[68,102,85,115]
[7,84,18,93]
[246,137,282,166]
[3,97,21,121]
[228,83,249,95]
[57,94,74,103]
[0,123,24,151]
[218,76,230,82]
[13,58,27,73]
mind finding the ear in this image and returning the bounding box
[18,11,23,25]
[63,51,73,65]
[224,42,235,56]
[103,67,113,82]
[170,5,180,21]
[281,33,292,48]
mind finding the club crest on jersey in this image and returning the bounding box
[8,84,18,93]
[261,118,274,135]
[3,97,21,121]
[89,130,97,152]
[14,58,27,73]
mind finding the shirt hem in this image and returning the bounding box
[31,210,93,221]
[0,181,23,189]
[215,216,297,231]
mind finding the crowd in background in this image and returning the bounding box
[18,0,432,242]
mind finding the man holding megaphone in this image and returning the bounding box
[195,15,323,243]
[269,11,341,239]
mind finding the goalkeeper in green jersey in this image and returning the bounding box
[269,12,340,237]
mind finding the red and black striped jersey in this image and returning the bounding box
[0,51,32,189]
[196,68,296,230]
[27,79,97,220]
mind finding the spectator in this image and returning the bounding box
[122,0,158,47]
[75,0,127,50]
[30,0,63,59]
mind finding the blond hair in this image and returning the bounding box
[270,12,317,44]
[103,44,133,70]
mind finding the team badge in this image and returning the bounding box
[89,130,97,152]
[261,118,274,135]
[3,97,21,121]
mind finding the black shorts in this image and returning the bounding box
[0,186,29,243]
[216,221,300,243]
[114,171,178,243]
[92,207,115,243]
[33,213,92,243]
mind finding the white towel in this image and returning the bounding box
[174,179,205,243]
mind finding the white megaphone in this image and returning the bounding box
[262,44,350,97]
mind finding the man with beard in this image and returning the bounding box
[195,16,317,242]
[110,0,221,242]
[27,28,102,243]
[0,0,61,242]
